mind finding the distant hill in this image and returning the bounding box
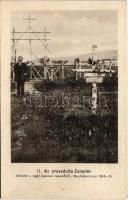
[53,49,118,62]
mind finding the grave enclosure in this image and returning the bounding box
[11,15,118,115]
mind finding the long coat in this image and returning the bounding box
[14,62,27,82]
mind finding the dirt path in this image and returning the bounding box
[12,81,40,95]
[11,81,42,161]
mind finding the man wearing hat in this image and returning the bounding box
[14,56,27,97]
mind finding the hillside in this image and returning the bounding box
[52,49,118,62]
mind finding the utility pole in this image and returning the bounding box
[12,28,15,81]
[23,15,36,79]
[43,26,51,79]
[43,26,51,58]
[12,28,16,62]
[11,14,51,80]
[15,49,17,63]
[23,15,37,62]
[44,26,46,58]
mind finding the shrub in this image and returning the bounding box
[34,76,87,92]
[103,73,118,91]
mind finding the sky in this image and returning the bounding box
[11,10,118,61]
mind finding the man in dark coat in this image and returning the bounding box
[14,56,27,97]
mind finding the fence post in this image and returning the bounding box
[62,60,64,79]
[50,68,54,81]
[79,61,82,78]
[92,82,98,114]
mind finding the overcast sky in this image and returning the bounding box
[11,10,118,61]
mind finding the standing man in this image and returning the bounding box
[14,56,27,97]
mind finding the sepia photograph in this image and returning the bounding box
[11,10,118,163]
[1,1,127,199]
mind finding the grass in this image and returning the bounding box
[11,75,118,163]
